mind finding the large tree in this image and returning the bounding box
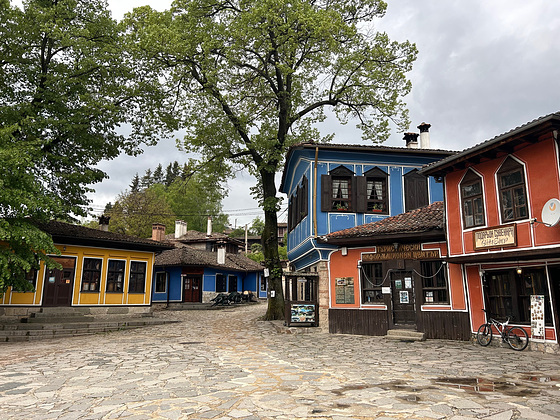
[0,0,170,293]
[125,0,417,319]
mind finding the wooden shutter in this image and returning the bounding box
[321,174,331,212]
[356,176,367,213]
[404,170,428,212]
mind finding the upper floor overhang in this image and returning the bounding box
[420,112,560,178]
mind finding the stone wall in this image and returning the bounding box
[317,261,330,332]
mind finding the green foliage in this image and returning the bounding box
[251,243,263,253]
[108,184,175,238]
[246,251,264,263]
[278,245,288,261]
[0,0,169,293]
[107,161,229,236]
[250,217,265,236]
[124,0,416,319]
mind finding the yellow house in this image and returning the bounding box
[0,221,172,318]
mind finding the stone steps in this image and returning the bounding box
[386,329,426,341]
[0,318,177,343]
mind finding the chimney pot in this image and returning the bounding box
[174,220,187,239]
[403,132,419,148]
[417,122,431,149]
[98,215,110,231]
[207,217,212,237]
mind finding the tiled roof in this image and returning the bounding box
[421,111,560,175]
[322,201,444,241]
[39,221,173,251]
[164,230,243,245]
[155,246,263,272]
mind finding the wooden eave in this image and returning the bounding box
[421,114,560,177]
[446,246,560,265]
[318,229,445,247]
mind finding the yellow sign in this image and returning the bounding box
[473,225,516,250]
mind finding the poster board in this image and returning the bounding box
[335,277,354,304]
[530,295,545,339]
[290,304,316,323]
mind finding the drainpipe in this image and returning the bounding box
[313,146,319,237]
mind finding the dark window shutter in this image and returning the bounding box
[287,197,292,231]
[404,170,428,212]
[351,175,358,211]
[302,177,308,218]
[356,176,367,213]
[321,174,331,212]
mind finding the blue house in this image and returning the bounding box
[150,222,265,304]
[280,126,454,272]
[279,125,454,328]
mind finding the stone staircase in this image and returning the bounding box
[0,308,177,343]
[385,329,426,342]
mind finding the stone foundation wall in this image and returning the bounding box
[317,261,330,332]
[0,305,152,322]
[470,334,559,354]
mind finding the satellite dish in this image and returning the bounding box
[541,198,560,226]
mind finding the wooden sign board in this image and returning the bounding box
[362,243,440,261]
[473,224,516,250]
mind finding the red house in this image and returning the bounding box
[422,112,560,351]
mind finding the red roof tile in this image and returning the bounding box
[323,201,444,240]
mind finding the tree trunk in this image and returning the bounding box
[260,169,285,320]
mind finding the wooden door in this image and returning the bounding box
[183,275,202,302]
[42,257,76,307]
[391,271,416,326]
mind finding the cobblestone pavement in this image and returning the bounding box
[1,304,559,420]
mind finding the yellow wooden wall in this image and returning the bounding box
[1,244,155,307]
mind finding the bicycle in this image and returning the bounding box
[476,309,529,351]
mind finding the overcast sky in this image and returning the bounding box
[87,1,560,227]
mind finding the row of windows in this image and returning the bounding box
[288,165,430,231]
[460,157,529,228]
[22,259,147,294]
[321,166,428,214]
[154,273,266,295]
[360,261,449,305]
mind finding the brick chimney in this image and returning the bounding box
[152,223,166,242]
[417,122,431,149]
[403,132,419,149]
[98,215,110,232]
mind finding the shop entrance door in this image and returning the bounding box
[183,275,202,303]
[391,270,416,326]
[42,257,76,307]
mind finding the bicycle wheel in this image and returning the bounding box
[476,324,493,346]
[507,326,529,351]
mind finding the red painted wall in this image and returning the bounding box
[446,135,560,257]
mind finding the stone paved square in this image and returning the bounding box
[1,304,559,419]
